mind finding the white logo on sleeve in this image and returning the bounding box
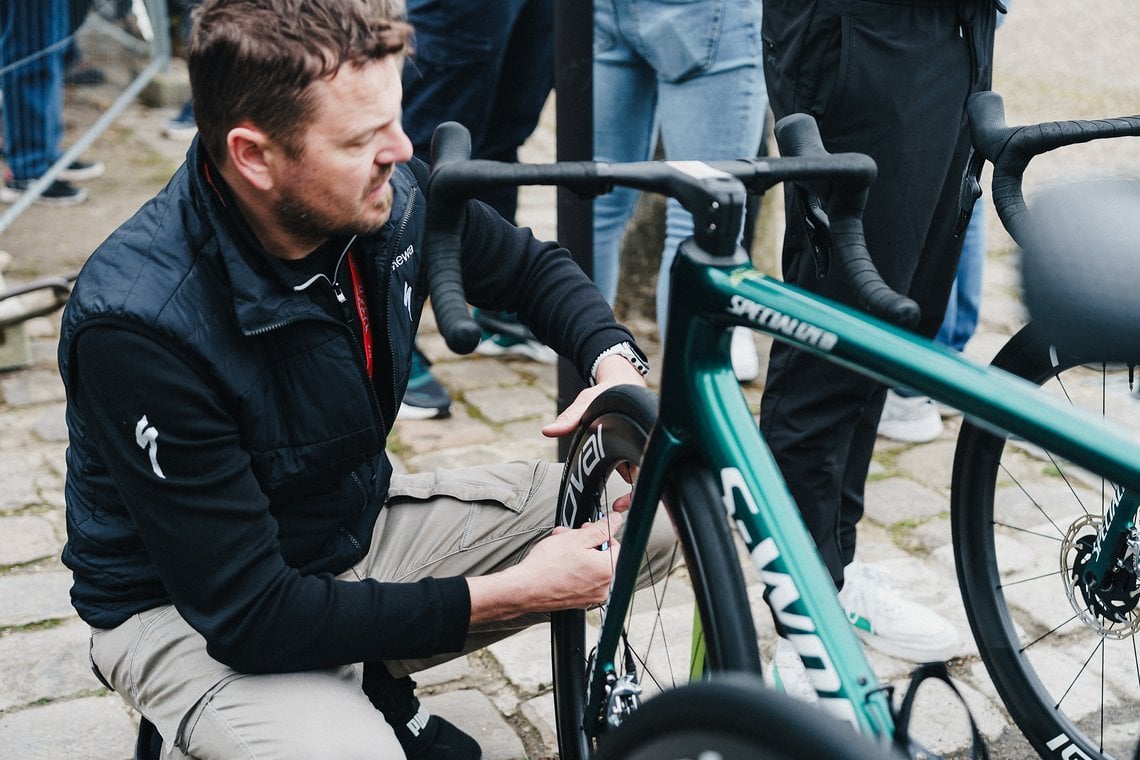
[134,415,167,479]
[404,282,413,319]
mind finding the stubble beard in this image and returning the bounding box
[275,183,393,242]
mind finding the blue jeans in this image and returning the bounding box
[593,0,768,328]
[935,197,984,351]
[0,0,69,180]
[401,0,554,224]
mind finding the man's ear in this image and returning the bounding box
[226,124,276,191]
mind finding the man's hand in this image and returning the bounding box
[541,354,648,439]
[467,512,622,625]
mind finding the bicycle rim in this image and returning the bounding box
[592,673,897,760]
[551,385,761,760]
[952,323,1140,760]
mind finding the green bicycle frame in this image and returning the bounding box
[584,238,1140,744]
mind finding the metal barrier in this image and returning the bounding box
[0,0,170,235]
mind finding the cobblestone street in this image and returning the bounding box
[1,2,1138,757]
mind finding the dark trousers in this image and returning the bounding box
[758,0,997,586]
[400,0,554,224]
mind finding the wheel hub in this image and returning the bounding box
[1062,514,1140,637]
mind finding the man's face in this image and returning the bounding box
[271,56,413,243]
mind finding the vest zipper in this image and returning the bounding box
[328,236,389,435]
[261,236,387,435]
[384,183,419,419]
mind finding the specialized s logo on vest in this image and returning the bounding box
[135,415,166,479]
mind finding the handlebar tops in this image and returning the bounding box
[966,90,1140,248]
[968,92,1140,361]
[424,114,919,354]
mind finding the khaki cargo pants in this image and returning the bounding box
[89,460,676,758]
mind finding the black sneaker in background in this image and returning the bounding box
[60,159,106,182]
[0,177,88,206]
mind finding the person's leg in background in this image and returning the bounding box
[592,0,660,306]
[760,0,994,665]
[399,0,556,419]
[593,0,767,383]
[162,0,201,140]
[880,4,1008,439]
[463,0,553,223]
[64,0,105,85]
[652,0,767,382]
[465,0,560,363]
[937,194,985,353]
[879,178,987,440]
[0,0,102,205]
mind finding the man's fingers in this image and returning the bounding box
[585,510,622,546]
[541,396,590,438]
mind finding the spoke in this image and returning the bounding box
[623,628,665,693]
[1099,642,1106,754]
[1000,463,1082,532]
[1022,609,1083,651]
[1001,567,1063,589]
[1040,451,1092,517]
[1050,368,1076,407]
[621,538,683,693]
[994,520,1065,543]
[640,544,679,688]
[1053,633,1104,710]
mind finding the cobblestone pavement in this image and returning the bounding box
[1,3,1138,758]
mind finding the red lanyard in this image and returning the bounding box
[345,250,373,379]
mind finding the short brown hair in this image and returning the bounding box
[188,0,411,163]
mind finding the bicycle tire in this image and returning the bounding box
[551,385,762,760]
[952,321,1140,760]
[593,673,898,760]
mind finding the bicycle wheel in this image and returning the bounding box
[593,673,898,760]
[551,384,762,760]
[952,322,1140,759]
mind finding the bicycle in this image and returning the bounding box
[426,114,916,760]
[951,92,1140,760]
[429,96,1140,758]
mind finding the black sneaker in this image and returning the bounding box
[0,177,88,206]
[361,666,481,759]
[59,159,106,182]
[399,345,452,420]
[65,62,106,86]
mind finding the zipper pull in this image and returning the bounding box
[332,281,348,305]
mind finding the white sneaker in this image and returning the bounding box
[766,637,818,704]
[938,402,963,419]
[878,389,942,443]
[730,326,760,383]
[839,561,958,662]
